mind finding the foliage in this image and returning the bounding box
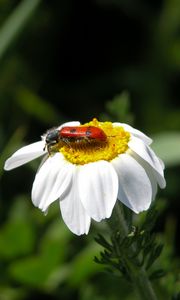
[94,207,165,282]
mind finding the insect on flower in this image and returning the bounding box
[45,126,107,154]
[4,118,166,235]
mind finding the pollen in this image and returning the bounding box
[59,118,130,165]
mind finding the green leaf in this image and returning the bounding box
[15,87,61,125]
[68,242,103,287]
[149,269,166,280]
[0,0,41,60]
[152,132,180,167]
[8,255,53,287]
[145,244,164,270]
[94,234,112,251]
[0,286,25,300]
[8,220,72,287]
[39,219,72,265]
[100,91,134,124]
[0,219,35,259]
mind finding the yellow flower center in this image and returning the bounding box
[58,118,130,165]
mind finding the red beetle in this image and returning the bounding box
[60,126,107,141]
[45,126,107,153]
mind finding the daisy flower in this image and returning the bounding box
[4,118,166,235]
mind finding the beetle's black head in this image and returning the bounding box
[46,129,59,144]
[44,129,60,154]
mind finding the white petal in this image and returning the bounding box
[158,157,165,170]
[60,168,91,235]
[112,154,152,213]
[128,136,166,188]
[32,153,74,212]
[113,122,152,145]
[78,161,118,222]
[4,141,46,170]
[57,121,80,130]
[130,151,158,201]
[143,166,157,201]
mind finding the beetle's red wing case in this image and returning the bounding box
[59,126,107,141]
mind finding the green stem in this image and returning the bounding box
[107,202,158,300]
[0,0,41,60]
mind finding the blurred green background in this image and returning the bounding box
[0,0,180,299]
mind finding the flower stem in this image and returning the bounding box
[107,202,158,300]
